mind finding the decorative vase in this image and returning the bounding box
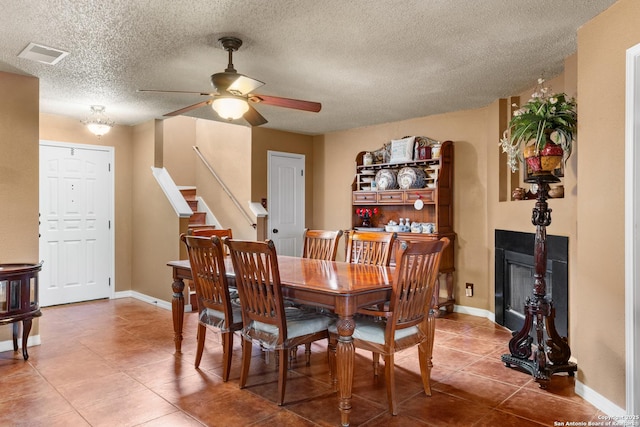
[361,215,371,227]
[523,142,564,173]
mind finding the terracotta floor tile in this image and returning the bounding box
[462,353,533,387]
[0,385,74,424]
[76,388,179,427]
[0,298,599,426]
[400,389,493,426]
[473,409,546,426]
[246,409,321,426]
[497,387,598,425]
[137,411,204,426]
[431,371,520,407]
[56,371,148,408]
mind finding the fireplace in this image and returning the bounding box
[495,230,569,337]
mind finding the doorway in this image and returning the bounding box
[267,151,305,256]
[625,42,640,415]
[39,141,114,307]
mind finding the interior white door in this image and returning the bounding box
[39,142,113,307]
[268,151,305,256]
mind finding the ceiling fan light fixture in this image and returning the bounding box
[212,96,249,120]
[83,105,114,137]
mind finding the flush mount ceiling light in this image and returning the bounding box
[82,105,114,137]
[212,96,249,120]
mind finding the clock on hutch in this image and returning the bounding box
[351,137,456,314]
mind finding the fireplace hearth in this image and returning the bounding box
[495,229,568,337]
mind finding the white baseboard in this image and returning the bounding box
[0,334,41,352]
[113,290,192,312]
[451,304,495,322]
[576,380,626,417]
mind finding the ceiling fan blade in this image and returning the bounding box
[249,94,321,112]
[227,75,265,96]
[164,100,212,117]
[138,89,216,96]
[244,104,268,126]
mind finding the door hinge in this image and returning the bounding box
[301,169,304,176]
[108,163,111,172]
[109,277,111,287]
[108,220,111,229]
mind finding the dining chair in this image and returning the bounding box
[224,238,332,406]
[345,230,397,266]
[329,237,450,415]
[302,228,344,261]
[180,234,242,381]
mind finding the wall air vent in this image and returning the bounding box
[18,42,69,65]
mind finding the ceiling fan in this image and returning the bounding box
[139,36,321,126]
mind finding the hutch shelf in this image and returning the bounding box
[351,140,456,314]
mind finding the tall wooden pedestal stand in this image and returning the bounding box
[501,172,577,388]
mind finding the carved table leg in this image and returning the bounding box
[172,277,185,353]
[336,315,355,427]
[21,319,32,360]
[12,322,19,352]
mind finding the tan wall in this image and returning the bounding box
[251,127,315,229]
[0,72,39,342]
[130,120,184,301]
[193,119,255,240]
[39,114,135,293]
[163,116,197,186]
[574,0,639,408]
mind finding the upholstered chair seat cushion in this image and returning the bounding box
[328,318,421,345]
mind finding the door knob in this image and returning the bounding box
[272,229,279,233]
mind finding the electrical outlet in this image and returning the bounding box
[465,283,474,297]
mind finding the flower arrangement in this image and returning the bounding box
[499,78,577,172]
[355,207,378,218]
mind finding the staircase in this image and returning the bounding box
[179,188,213,232]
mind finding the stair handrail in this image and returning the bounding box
[193,146,256,229]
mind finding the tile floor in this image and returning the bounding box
[0,298,601,426]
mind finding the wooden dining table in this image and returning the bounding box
[167,255,393,427]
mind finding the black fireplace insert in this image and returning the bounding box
[495,229,569,337]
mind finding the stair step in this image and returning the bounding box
[186,199,198,210]
[189,212,207,225]
[180,188,197,201]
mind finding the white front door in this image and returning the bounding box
[39,141,113,307]
[267,151,305,256]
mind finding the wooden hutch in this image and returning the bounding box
[351,140,456,313]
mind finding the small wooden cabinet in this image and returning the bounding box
[0,263,42,360]
[351,140,456,313]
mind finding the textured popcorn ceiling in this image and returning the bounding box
[0,0,616,135]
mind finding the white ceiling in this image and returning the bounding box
[0,0,616,135]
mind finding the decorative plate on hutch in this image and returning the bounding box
[397,167,426,189]
[375,169,398,190]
